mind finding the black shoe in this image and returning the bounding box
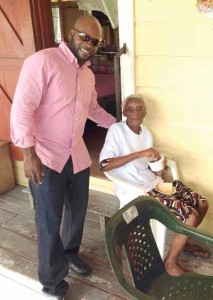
[42,282,68,300]
[69,256,92,276]
[42,292,64,300]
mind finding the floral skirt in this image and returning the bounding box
[147,180,207,222]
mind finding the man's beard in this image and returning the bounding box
[68,37,95,63]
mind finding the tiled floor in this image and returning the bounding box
[1,184,213,300]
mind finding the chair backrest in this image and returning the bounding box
[104,158,179,259]
[105,197,166,298]
[106,196,213,300]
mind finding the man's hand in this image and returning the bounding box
[23,147,44,184]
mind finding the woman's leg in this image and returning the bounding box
[173,180,209,225]
[172,180,209,257]
[148,187,200,276]
[164,209,199,276]
[195,199,208,225]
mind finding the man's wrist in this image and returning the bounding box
[23,146,36,158]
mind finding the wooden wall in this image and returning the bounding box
[134,0,213,231]
[0,0,54,185]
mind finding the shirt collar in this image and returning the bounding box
[59,42,91,69]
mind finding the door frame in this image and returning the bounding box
[29,0,55,50]
[117,0,135,109]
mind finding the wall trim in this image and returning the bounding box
[117,0,135,105]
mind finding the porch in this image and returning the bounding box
[0,184,213,300]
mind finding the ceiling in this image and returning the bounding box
[51,0,118,28]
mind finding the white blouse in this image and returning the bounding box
[99,121,162,207]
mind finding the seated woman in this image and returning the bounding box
[99,94,209,276]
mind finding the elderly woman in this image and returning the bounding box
[99,94,209,276]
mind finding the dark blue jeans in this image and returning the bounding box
[29,157,89,296]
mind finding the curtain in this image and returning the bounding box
[77,0,118,28]
[51,7,62,43]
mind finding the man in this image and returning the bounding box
[10,15,116,299]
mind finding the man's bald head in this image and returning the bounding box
[74,15,102,41]
[68,15,102,64]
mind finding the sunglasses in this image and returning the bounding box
[73,28,102,47]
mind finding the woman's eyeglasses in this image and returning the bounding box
[74,28,102,47]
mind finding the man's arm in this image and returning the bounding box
[10,53,48,184]
[23,147,44,184]
[88,91,116,128]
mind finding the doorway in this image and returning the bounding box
[51,0,119,178]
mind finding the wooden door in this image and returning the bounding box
[0,0,54,160]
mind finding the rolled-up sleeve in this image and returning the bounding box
[10,53,48,148]
[99,125,121,162]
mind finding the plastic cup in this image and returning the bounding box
[148,154,165,172]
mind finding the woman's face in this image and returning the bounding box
[123,99,145,128]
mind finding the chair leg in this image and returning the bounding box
[28,193,34,209]
[99,216,110,231]
[22,186,34,209]
[150,219,166,258]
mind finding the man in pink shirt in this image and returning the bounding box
[10,15,116,300]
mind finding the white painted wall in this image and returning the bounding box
[117,0,135,100]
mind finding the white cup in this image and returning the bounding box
[148,154,165,172]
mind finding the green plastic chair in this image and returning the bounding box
[105,196,213,300]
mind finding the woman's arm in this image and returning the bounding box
[100,148,160,171]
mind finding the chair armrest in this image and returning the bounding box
[105,159,179,189]
[166,159,180,181]
[133,197,213,246]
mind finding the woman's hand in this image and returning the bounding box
[139,148,160,161]
[155,157,168,177]
[162,157,167,169]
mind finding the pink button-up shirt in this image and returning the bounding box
[10,42,116,173]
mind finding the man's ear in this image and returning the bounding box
[68,29,74,40]
[123,109,127,117]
